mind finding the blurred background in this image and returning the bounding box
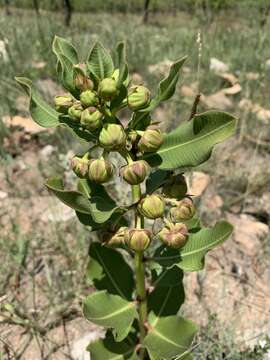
[0,0,270,359]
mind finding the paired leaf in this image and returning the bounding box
[87,41,114,81]
[143,314,197,360]
[15,77,59,128]
[146,169,171,194]
[179,220,233,271]
[83,290,136,342]
[144,111,237,170]
[52,35,78,64]
[87,242,134,300]
[87,331,137,360]
[46,177,92,214]
[149,266,185,317]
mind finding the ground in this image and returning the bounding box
[0,6,270,360]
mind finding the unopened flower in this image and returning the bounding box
[68,102,83,121]
[80,90,99,107]
[138,127,164,153]
[74,73,93,91]
[88,158,114,183]
[104,227,128,247]
[158,222,188,249]
[71,156,89,178]
[80,107,102,131]
[125,229,151,251]
[54,95,73,113]
[163,174,188,200]
[99,124,126,151]
[98,78,118,100]
[138,194,165,219]
[170,198,196,222]
[121,160,149,185]
[127,85,150,111]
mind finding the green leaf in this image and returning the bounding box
[143,314,197,360]
[52,35,78,64]
[83,290,136,342]
[59,115,96,142]
[45,177,92,214]
[155,56,187,104]
[87,41,114,81]
[179,220,233,272]
[144,111,237,170]
[87,242,134,300]
[75,211,101,230]
[115,41,129,88]
[149,266,185,317]
[152,246,180,269]
[88,331,137,360]
[146,169,171,194]
[15,77,60,128]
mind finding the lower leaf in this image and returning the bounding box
[83,290,137,342]
[143,314,197,360]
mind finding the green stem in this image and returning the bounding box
[132,183,147,359]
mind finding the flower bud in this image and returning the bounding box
[80,107,102,131]
[170,198,196,222]
[138,194,165,219]
[99,124,126,151]
[80,90,99,107]
[54,95,73,113]
[125,229,151,251]
[88,158,114,183]
[158,222,188,249]
[98,78,118,100]
[127,85,151,111]
[104,227,127,248]
[74,73,93,91]
[68,102,83,121]
[163,174,188,200]
[121,160,149,185]
[138,128,164,153]
[70,156,89,178]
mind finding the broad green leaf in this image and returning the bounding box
[87,242,134,300]
[144,111,237,170]
[146,169,171,194]
[77,178,91,198]
[88,331,137,360]
[59,115,96,142]
[128,112,151,131]
[115,41,129,88]
[75,211,102,230]
[89,196,121,224]
[149,266,185,317]
[152,246,180,269]
[143,314,197,360]
[45,177,92,214]
[52,35,78,65]
[56,53,78,95]
[179,220,233,271]
[83,290,136,342]
[87,41,114,81]
[15,77,59,128]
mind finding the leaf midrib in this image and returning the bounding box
[87,298,134,321]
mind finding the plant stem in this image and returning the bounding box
[132,183,147,359]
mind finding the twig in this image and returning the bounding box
[188,93,201,121]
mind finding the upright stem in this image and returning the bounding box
[132,183,147,359]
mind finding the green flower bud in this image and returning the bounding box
[88,158,114,183]
[138,194,165,219]
[80,90,99,107]
[98,78,118,100]
[121,160,149,185]
[70,156,89,178]
[104,227,128,248]
[80,107,102,131]
[74,73,93,91]
[138,128,164,153]
[125,229,151,251]
[158,222,188,249]
[170,198,196,222]
[163,174,188,200]
[127,85,151,111]
[68,102,83,121]
[54,95,73,113]
[99,124,126,151]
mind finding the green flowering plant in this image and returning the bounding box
[15,36,237,360]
